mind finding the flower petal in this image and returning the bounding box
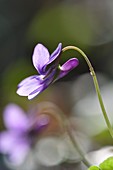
[39,43,62,74]
[28,85,44,100]
[35,114,50,131]
[3,104,28,130]
[48,43,62,64]
[8,141,29,165]
[0,131,16,153]
[17,75,37,87]
[56,58,79,80]
[0,131,30,164]
[32,44,50,74]
[28,69,57,99]
[17,75,44,97]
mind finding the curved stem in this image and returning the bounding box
[62,46,113,138]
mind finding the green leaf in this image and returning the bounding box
[99,157,113,170]
[88,166,101,170]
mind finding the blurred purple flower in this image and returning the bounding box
[16,43,79,99]
[0,104,49,165]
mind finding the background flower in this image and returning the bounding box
[0,103,49,165]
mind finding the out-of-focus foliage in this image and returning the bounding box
[28,5,92,47]
[88,166,100,170]
[100,157,113,170]
[88,157,113,170]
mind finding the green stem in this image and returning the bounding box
[66,122,91,167]
[39,102,90,166]
[62,46,113,138]
[60,112,91,167]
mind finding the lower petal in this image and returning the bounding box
[8,141,30,165]
[16,75,44,97]
[0,131,29,165]
[0,131,15,153]
[28,85,44,100]
[28,71,55,99]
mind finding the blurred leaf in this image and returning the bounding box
[94,129,113,146]
[88,157,113,170]
[2,59,34,108]
[88,166,100,170]
[100,157,113,170]
[28,4,93,47]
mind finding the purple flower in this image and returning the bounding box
[0,104,49,165]
[16,43,79,100]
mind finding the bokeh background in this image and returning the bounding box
[0,0,113,170]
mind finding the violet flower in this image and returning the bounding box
[16,43,79,99]
[0,104,49,165]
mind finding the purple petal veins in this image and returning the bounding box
[47,43,62,64]
[32,44,50,74]
[17,75,44,97]
[40,43,62,74]
[28,85,44,100]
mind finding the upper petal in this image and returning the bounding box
[32,44,50,74]
[17,75,44,97]
[3,104,28,131]
[39,43,62,74]
[56,58,79,80]
[48,43,62,64]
